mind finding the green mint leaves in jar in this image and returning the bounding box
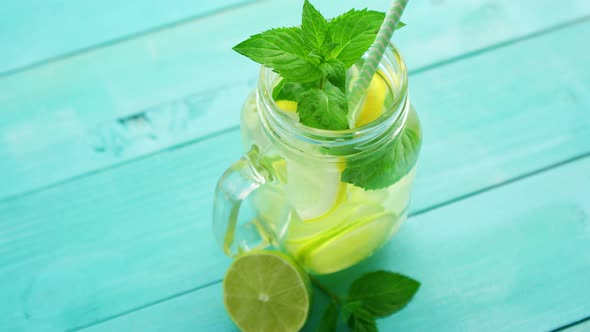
[232,0,416,191]
[233,0,404,131]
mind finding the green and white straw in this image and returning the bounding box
[348,0,409,115]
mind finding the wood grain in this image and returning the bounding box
[82,155,590,332]
[1,0,589,200]
[0,0,257,74]
[1,20,590,331]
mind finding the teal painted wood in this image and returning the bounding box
[82,156,590,332]
[1,22,590,330]
[1,0,589,200]
[563,319,590,332]
[0,0,256,74]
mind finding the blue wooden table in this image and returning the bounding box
[1,1,589,331]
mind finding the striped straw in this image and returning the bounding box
[348,0,409,115]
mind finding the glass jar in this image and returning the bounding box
[213,43,421,274]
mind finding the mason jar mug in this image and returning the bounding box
[213,43,421,274]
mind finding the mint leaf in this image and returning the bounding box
[302,0,328,50]
[272,79,287,100]
[273,80,315,102]
[327,9,385,67]
[321,42,340,56]
[315,301,339,332]
[341,300,362,322]
[327,10,406,68]
[298,85,349,130]
[348,271,420,318]
[320,60,346,92]
[345,306,378,332]
[342,112,421,190]
[349,317,377,332]
[233,27,322,83]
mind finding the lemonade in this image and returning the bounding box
[213,1,420,275]
[238,60,421,274]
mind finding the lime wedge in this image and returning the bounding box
[223,251,311,332]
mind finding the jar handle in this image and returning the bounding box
[213,145,287,256]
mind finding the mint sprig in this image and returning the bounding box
[313,271,420,332]
[233,0,404,130]
[233,0,412,191]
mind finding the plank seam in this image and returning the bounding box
[68,278,223,332]
[3,14,590,203]
[0,0,262,78]
[409,151,590,217]
[548,315,590,332]
[0,124,239,204]
[411,15,590,76]
[73,150,590,331]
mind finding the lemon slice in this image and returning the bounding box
[286,159,347,220]
[284,202,384,255]
[275,100,298,112]
[286,201,384,241]
[275,100,299,122]
[273,87,390,221]
[353,73,388,128]
[302,212,397,274]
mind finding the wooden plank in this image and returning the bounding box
[0,0,256,74]
[81,155,590,332]
[561,319,590,332]
[1,1,589,200]
[1,21,590,330]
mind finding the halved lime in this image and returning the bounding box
[223,251,311,332]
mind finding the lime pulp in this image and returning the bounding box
[223,251,311,332]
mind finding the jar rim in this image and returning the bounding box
[256,42,409,156]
